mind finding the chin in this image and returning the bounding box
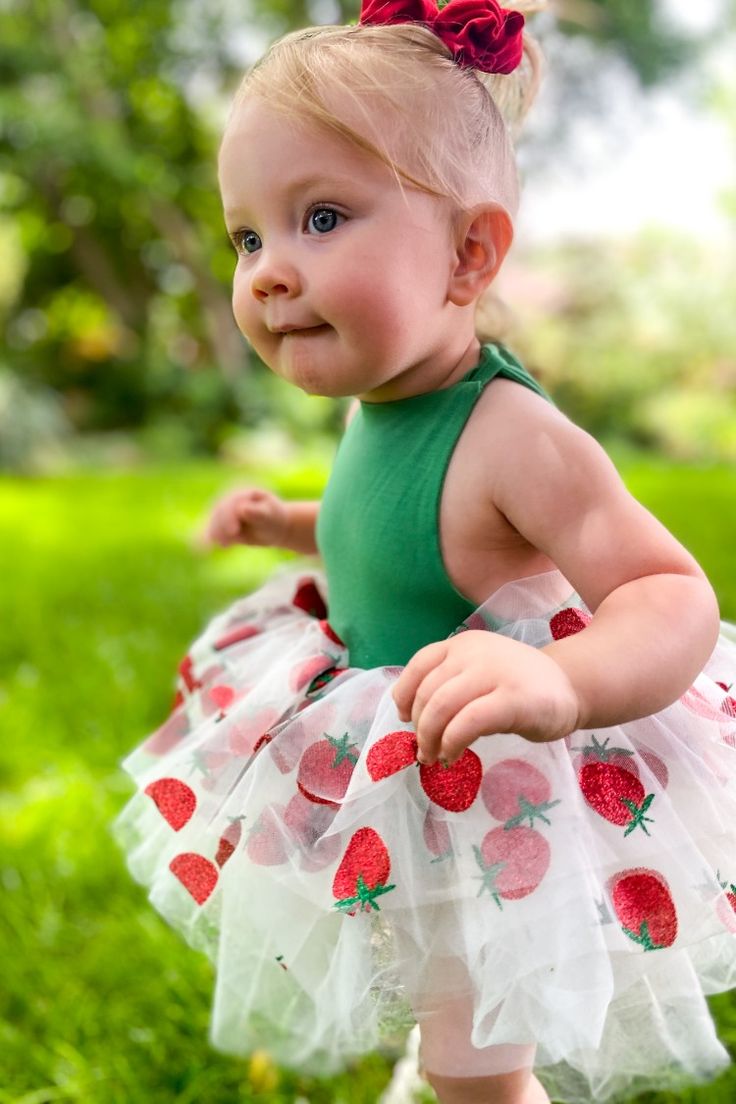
[289,365,357,399]
[299,380,353,399]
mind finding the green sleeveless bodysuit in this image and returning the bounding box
[315,343,550,668]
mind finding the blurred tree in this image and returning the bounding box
[508,230,736,460]
[0,0,720,463]
[0,0,249,453]
[552,0,695,86]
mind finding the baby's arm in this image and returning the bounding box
[511,394,718,724]
[394,383,720,763]
[204,399,359,554]
[206,488,319,553]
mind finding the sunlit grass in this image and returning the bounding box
[2,457,735,1103]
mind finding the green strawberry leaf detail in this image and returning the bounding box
[327,731,359,768]
[621,792,655,837]
[333,872,396,913]
[472,844,505,910]
[503,795,561,830]
[622,919,665,952]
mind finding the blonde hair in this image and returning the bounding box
[235,12,542,212]
[229,5,545,336]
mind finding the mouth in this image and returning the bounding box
[273,324,330,337]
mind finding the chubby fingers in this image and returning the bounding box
[437,690,517,764]
[392,642,521,764]
[392,641,488,765]
[208,490,262,545]
[392,641,449,724]
[410,676,515,765]
[207,508,240,546]
[411,672,476,764]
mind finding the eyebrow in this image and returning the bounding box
[223,173,362,221]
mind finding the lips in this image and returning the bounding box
[272,323,330,336]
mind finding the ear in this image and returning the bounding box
[447,206,513,307]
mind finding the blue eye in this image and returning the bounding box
[307,207,341,235]
[232,229,261,255]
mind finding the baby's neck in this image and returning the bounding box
[358,336,483,404]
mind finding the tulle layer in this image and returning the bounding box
[113,567,736,1102]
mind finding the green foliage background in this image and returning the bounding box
[1,0,734,468]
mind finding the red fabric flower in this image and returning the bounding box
[359,0,525,74]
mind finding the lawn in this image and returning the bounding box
[1,456,736,1104]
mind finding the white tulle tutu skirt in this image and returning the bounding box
[113,566,736,1102]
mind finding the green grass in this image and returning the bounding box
[1,456,736,1103]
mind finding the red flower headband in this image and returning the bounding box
[359,0,525,74]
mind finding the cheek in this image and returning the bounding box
[334,263,397,323]
[231,271,256,334]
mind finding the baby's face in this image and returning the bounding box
[218,96,467,401]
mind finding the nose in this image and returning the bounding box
[250,247,301,303]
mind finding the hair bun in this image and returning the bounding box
[477,2,546,139]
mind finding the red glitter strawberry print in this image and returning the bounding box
[178,653,202,693]
[256,715,315,774]
[578,761,655,836]
[679,686,725,723]
[474,826,550,908]
[305,666,348,700]
[716,682,736,718]
[142,710,190,756]
[722,875,736,914]
[367,730,418,781]
[333,827,396,914]
[144,778,196,830]
[284,792,341,872]
[215,816,246,867]
[206,684,238,718]
[169,852,219,905]
[246,805,290,866]
[608,868,678,950]
[228,707,282,757]
[290,654,336,694]
[572,736,669,790]
[419,749,482,813]
[549,607,591,640]
[463,611,490,633]
[481,759,560,828]
[189,747,230,774]
[319,620,345,647]
[297,732,359,807]
[424,807,452,862]
[716,871,736,932]
[571,734,637,775]
[638,749,669,790]
[189,748,232,793]
[292,579,327,620]
[213,622,262,651]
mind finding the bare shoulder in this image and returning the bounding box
[464,376,609,500]
[468,377,705,611]
[472,377,639,552]
[477,378,618,495]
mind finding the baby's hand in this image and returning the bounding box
[392,631,581,765]
[204,487,290,549]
